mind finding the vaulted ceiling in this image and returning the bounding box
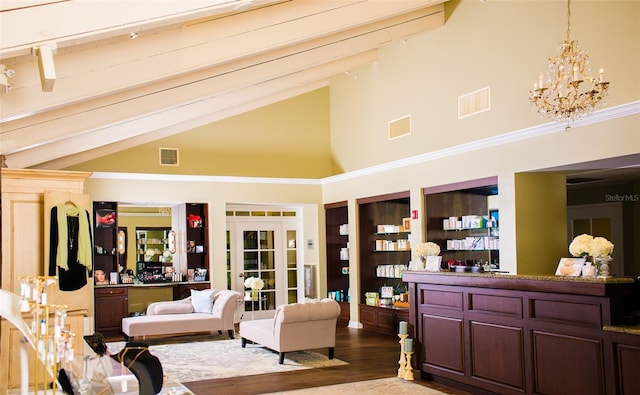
[0,0,447,170]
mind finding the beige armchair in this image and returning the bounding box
[239,299,341,364]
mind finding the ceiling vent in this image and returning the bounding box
[159,148,179,166]
[388,115,411,140]
[458,86,491,119]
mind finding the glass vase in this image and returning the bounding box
[581,262,597,277]
[252,288,259,301]
[595,257,612,278]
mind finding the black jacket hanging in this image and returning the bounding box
[49,205,93,291]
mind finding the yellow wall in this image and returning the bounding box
[514,173,568,275]
[67,88,332,178]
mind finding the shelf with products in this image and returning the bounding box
[424,177,499,270]
[184,203,209,281]
[135,227,172,282]
[325,201,350,301]
[93,201,120,276]
[357,192,411,333]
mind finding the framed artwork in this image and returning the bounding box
[555,257,586,276]
[380,286,394,298]
[95,209,116,227]
[402,217,411,231]
[304,264,316,298]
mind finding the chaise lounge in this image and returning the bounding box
[239,298,341,364]
[121,288,241,341]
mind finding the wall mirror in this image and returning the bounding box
[117,204,175,278]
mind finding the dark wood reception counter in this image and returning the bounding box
[402,271,639,395]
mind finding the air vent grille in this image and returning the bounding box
[388,115,411,140]
[159,148,179,166]
[458,86,491,119]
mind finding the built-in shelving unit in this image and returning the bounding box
[93,201,120,276]
[357,192,411,334]
[424,177,499,270]
[325,202,350,324]
[135,227,171,281]
[185,203,209,281]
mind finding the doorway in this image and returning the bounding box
[226,206,302,320]
[567,202,623,275]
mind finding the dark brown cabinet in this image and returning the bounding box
[325,201,349,302]
[357,192,411,335]
[404,271,636,395]
[93,201,120,276]
[360,304,408,335]
[94,286,128,335]
[173,282,211,300]
[337,301,350,325]
[185,203,209,281]
[609,331,640,395]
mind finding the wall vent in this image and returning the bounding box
[159,147,179,166]
[388,115,411,140]
[458,86,491,119]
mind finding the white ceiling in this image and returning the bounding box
[0,0,448,169]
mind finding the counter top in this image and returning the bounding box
[402,270,636,297]
[95,281,209,289]
[604,324,640,336]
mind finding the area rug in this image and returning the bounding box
[107,334,347,383]
[261,377,447,395]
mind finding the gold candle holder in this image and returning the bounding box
[404,351,414,381]
[397,333,408,377]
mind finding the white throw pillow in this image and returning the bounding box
[190,289,216,313]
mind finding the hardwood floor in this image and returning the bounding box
[183,326,473,394]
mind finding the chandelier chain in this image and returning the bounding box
[566,0,571,41]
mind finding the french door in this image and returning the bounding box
[228,215,301,319]
[567,202,623,275]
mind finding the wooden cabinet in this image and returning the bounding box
[176,203,209,281]
[404,271,636,395]
[1,169,92,394]
[336,301,350,325]
[356,192,410,334]
[360,304,409,335]
[424,177,499,270]
[173,282,211,300]
[609,331,640,395]
[93,201,120,276]
[95,286,128,335]
[325,202,349,301]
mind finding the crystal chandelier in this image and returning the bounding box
[529,0,610,125]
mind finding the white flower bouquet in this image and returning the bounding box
[590,236,614,258]
[244,276,264,290]
[414,242,441,258]
[568,234,593,257]
[569,233,614,259]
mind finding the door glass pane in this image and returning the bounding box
[287,270,297,288]
[261,251,275,270]
[260,231,274,249]
[287,250,297,268]
[287,290,297,304]
[262,271,275,290]
[243,251,258,271]
[244,231,258,249]
[592,218,611,239]
[572,219,590,236]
